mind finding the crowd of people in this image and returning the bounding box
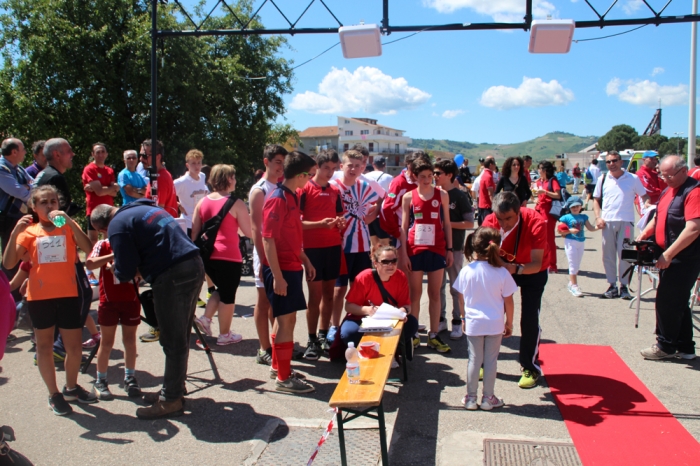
[0,136,698,420]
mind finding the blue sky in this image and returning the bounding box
[186,1,697,144]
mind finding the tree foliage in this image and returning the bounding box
[0,0,293,200]
[596,124,639,152]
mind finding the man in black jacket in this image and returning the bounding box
[637,155,700,361]
[91,200,205,418]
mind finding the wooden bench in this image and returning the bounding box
[329,320,406,466]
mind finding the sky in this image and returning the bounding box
[183,1,697,144]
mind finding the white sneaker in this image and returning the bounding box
[568,284,583,297]
[449,325,463,340]
[480,395,505,410]
[462,395,478,410]
[195,316,213,337]
[216,331,243,346]
[438,320,448,333]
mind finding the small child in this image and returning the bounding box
[453,227,517,411]
[557,196,598,297]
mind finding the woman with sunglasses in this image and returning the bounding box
[495,157,531,207]
[534,161,562,273]
[341,246,418,365]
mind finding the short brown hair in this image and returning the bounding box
[209,164,236,191]
[410,158,433,176]
[185,149,204,162]
[342,149,363,163]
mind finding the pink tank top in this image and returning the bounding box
[199,196,242,262]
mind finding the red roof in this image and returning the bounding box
[298,126,339,138]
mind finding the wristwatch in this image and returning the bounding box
[516,264,524,275]
[446,247,453,251]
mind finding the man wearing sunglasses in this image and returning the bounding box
[593,151,648,299]
[482,192,548,389]
[636,155,700,361]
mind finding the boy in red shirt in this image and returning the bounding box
[86,239,142,400]
[142,139,178,218]
[299,150,345,359]
[262,151,318,394]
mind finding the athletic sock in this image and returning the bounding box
[308,333,317,342]
[274,341,294,381]
[124,368,135,379]
[429,332,437,339]
[97,371,107,381]
[270,333,278,371]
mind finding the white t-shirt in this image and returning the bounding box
[332,171,386,199]
[248,177,278,277]
[174,172,209,228]
[588,164,601,182]
[364,170,393,193]
[453,261,518,336]
[592,171,646,222]
[472,172,483,200]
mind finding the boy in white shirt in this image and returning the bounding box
[174,150,209,237]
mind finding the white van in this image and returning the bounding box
[597,149,634,174]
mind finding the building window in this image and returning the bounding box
[345,130,353,136]
[369,143,374,151]
[344,144,349,151]
[395,144,400,153]
[344,120,350,124]
[360,130,369,135]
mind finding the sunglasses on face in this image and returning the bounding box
[379,258,398,265]
[605,159,620,164]
[433,171,444,176]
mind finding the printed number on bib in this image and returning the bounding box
[37,235,67,264]
[414,224,435,246]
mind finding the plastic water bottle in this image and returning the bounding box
[346,342,360,384]
[51,215,66,227]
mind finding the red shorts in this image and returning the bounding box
[98,301,141,327]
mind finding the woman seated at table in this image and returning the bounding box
[340,245,419,362]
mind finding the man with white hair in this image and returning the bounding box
[118,150,148,205]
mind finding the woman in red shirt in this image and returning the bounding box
[534,161,562,273]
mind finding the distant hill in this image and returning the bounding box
[411,132,598,162]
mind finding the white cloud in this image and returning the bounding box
[606,78,688,106]
[651,67,664,77]
[290,67,431,115]
[479,77,574,110]
[622,0,643,14]
[442,109,465,118]
[424,0,555,22]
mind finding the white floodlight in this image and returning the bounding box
[339,24,382,59]
[529,19,575,54]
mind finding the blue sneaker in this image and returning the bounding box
[326,326,337,344]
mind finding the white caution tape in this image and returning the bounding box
[307,408,338,466]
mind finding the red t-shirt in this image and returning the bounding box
[88,240,139,303]
[154,167,178,218]
[689,167,700,181]
[262,185,303,271]
[345,268,410,321]
[381,170,415,239]
[524,170,532,184]
[299,180,344,249]
[482,207,549,273]
[82,162,115,215]
[407,187,446,256]
[654,186,700,249]
[535,178,561,218]
[479,169,495,209]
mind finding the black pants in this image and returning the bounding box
[655,259,700,354]
[513,270,548,374]
[477,207,492,226]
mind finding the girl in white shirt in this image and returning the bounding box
[454,227,517,411]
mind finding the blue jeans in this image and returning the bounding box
[340,314,419,361]
[151,256,205,401]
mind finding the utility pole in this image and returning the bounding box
[675,132,685,155]
[688,0,698,167]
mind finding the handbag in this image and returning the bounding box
[194,196,237,261]
[548,179,566,219]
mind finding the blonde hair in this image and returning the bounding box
[465,227,502,267]
[372,245,398,263]
[209,164,236,191]
[185,149,204,162]
[342,149,363,163]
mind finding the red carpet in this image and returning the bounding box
[539,344,700,466]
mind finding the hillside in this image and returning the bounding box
[411,132,598,161]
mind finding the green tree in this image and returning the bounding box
[0,0,292,201]
[596,124,639,152]
[635,134,668,151]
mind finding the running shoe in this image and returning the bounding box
[450,324,463,340]
[480,395,505,410]
[462,395,478,411]
[568,283,583,298]
[139,327,160,342]
[216,331,243,346]
[196,299,207,308]
[518,370,539,389]
[269,369,307,381]
[124,376,142,397]
[63,384,98,404]
[82,333,101,349]
[194,316,213,337]
[275,376,315,394]
[619,285,632,300]
[602,285,619,299]
[427,335,451,353]
[93,379,113,400]
[48,393,73,416]
[303,340,322,360]
[256,348,272,366]
[640,344,675,360]
[413,335,421,349]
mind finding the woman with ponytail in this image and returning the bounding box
[453,227,517,411]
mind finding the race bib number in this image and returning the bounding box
[193,193,206,207]
[37,235,67,264]
[414,224,435,246]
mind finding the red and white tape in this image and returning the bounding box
[307,408,338,466]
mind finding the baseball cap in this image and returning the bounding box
[642,150,659,159]
[566,196,583,208]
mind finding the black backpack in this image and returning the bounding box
[194,196,237,261]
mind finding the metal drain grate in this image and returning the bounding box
[484,438,583,466]
[254,425,382,466]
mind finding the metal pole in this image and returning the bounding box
[382,0,389,34]
[150,0,159,197]
[689,0,698,168]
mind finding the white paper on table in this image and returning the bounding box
[359,317,398,332]
[373,302,407,320]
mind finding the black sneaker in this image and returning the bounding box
[619,285,632,300]
[303,340,321,360]
[93,379,113,400]
[48,393,73,416]
[602,285,619,299]
[124,376,142,398]
[63,384,98,404]
[256,348,272,366]
[319,336,330,352]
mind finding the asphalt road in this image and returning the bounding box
[1,225,698,465]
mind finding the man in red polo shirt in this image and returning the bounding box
[637,155,700,361]
[688,155,700,181]
[262,151,317,395]
[636,151,667,206]
[83,142,120,245]
[478,158,496,225]
[482,191,548,389]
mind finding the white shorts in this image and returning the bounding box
[253,249,264,288]
[564,239,585,276]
